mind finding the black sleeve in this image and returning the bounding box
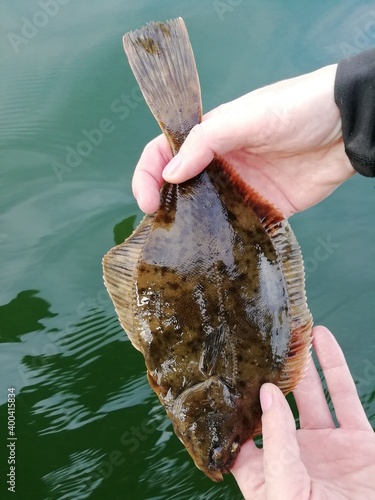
[334,48,375,177]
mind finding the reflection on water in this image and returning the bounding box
[100,375,152,413]
[0,289,129,498]
[0,290,57,343]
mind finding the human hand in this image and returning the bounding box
[132,64,355,217]
[231,326,375,500]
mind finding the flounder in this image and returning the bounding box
[103,18,312,482]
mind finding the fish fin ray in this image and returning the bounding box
[102,214,155,351]
[273,220,313,394]
[213,157,285,230]
[123,18,202,153]
[199,324,228,376]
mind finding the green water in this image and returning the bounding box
[1,1,374,499]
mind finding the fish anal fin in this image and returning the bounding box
[102,214,155,352]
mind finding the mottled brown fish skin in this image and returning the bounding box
[133,158,290,478]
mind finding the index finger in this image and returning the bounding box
[132,134,172,213]
[313,326,373,432]
[293,333,335,430]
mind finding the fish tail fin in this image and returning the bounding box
[123,18,202,154]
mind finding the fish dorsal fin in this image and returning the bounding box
[102,214,155,352]
[123,18,202,154]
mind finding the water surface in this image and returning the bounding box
[1,1,374,499]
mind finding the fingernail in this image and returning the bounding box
[163,154,181,178]
[260,385,273,412]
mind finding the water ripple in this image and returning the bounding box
[99,375,152,414]
[42,449,105,500]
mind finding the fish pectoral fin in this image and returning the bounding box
[102,214,154,351]
[198,323,228,376]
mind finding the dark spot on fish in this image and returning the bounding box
[167,281,180,291]
[156,22,171,37]
[216,261,227,274]
[160,266,169,276]
[227,211,237,223]
[162,213,174,225]
[186,339,199,354]
[136,36,158,54]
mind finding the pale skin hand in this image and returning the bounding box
[231,326,375,500]
[132,64,355,216]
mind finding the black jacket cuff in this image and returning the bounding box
[334,48,375,177]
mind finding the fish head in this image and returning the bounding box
[170,376,243,481]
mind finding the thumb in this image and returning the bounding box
[260,384,310,498]
[162,122,216,183]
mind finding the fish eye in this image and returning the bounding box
[230,441,239,455]
[230,435,241,456]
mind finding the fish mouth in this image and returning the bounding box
[205,452,238,482]
[206,460,234,482]
[205,468,224,482]
[194,454,233,482]
[206,439,240,480]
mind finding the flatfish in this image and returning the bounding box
[103,17,312,482]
